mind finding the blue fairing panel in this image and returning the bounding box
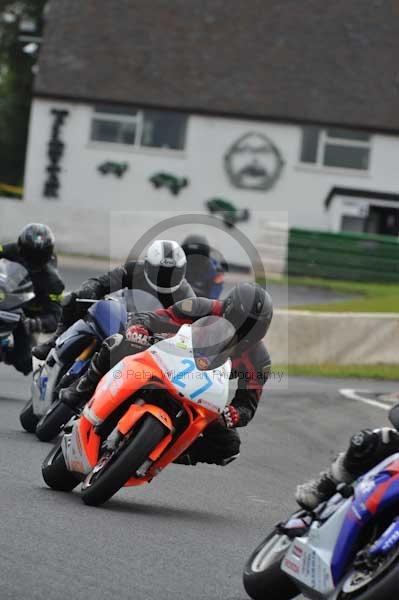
[89,300,127,339]
[56,318,97,362]
[331,470,399,584]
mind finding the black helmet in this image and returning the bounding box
[18,223,55,267]
[182,235,210,258]
[222,282,273,345]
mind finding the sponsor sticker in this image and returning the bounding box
[283,559,300,574]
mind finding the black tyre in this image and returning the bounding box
[81,415,166,507]
[19,399,39,433]
[338,551,399,600]
[42,441,81,491]
[243,531,299,600]
[36,401,74,442]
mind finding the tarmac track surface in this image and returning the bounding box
[0,367,395,600]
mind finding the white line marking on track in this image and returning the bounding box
[339,388,390,411]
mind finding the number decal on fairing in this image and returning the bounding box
[171,359,213,400]
[189,372,212,400]
[171,359,194,388]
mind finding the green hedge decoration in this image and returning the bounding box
[206,197,250,228]
[98,162,129,177]
[150,172,189,195]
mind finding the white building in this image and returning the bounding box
[7,0,399,264]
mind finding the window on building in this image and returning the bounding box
[91,105,187,151]
[300,127,371,170]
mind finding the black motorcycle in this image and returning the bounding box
[0,258,35,371]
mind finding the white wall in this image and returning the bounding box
[15,98,399,261]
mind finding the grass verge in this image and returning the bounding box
[273,364,399,380]
[265,275,399,313]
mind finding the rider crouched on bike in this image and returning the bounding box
[33,240,195,360]
[296,425,399,510]
[181,234,224,299]
[0,223,64,375]
[61,282,273,466]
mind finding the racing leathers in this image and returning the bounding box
[185,255,224,299]
[296,427,399,510]
[0,242,64,374]
[33,260,195,359]
[61,296,271,466]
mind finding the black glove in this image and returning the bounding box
[23,317,41,335]
[127,312,152,331]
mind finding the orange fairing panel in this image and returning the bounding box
[90,351,165,423]
[78,416,101,469]
[117,404,173,436]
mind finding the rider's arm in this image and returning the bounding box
[129,297,222,333]
[29,267,65,332]
[77,264,129,299]
[0,242,19,260]
[230,342,271,427]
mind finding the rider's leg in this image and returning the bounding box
[174,421,241,466]
[4,321,33,375]
[32,293,80,360]
[296,428,399,510]
[60,333,131,408]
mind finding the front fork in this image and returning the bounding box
[63,402,174,478]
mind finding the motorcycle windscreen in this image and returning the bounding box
[88,290,163,339]
[0,259,35,310]
[110,288,163,314]
[191,316,236,371]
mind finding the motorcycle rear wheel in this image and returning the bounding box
[42,441,81,491]
[243,531,299,600]
[19,399,39,433]
[81,414,167,507]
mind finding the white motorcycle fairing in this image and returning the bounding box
[31,348,63,417]
[281,452,399,599]
[149,324,232,414]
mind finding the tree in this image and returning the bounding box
[0,0,46,187]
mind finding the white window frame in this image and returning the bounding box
[299,127,372,173]
[89,107,187,155]
[91,109,144,147]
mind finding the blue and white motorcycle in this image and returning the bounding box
[243,408,399,600]
[20,290,159,440]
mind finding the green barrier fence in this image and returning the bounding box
[287,228,399,283]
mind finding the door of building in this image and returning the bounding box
[366,206,399,236]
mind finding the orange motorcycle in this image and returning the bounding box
[42,315,235,506]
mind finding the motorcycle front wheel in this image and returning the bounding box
[42,440,81,491]
[339,546,399,599]
[36,401,74,442]
[81,414,167,507]
[243,531,299,600]
[19,399,39,433]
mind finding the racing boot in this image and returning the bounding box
[60,352,104,410]
[295,452,353,511]
[32,322,67,360]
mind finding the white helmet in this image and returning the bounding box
[144,240,187,293]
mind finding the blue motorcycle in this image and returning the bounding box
[20,290,159,440]
[243,407,399,600]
